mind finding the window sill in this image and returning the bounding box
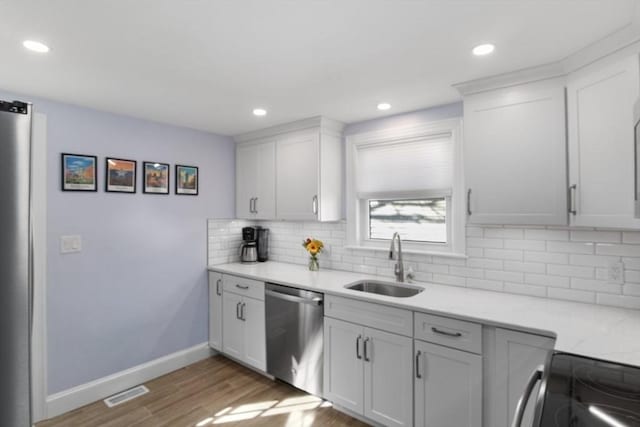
[343,245,467,259]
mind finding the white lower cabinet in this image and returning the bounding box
[222,287,266,371]
[324,317,413,427]
[491,328,555,427]
[208,272,223,351]
[414,341,482,427]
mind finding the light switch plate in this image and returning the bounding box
[60,235,82,254]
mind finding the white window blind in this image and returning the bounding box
[355,134,453,196]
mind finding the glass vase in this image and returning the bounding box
[308,256,319,271]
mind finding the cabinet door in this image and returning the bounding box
[324,317,364,414]
[567,55,640,228]
[364,328,413,427]
[208,272,223,351]
[494,329,554,427]
[222,292,244,360]
[242,296,266,371]
[276,132,320,220]
[254,141,276,219]
[464,78,567,225]
[236,141,276,219]
[236,143,259,219]
[414,341,482,427]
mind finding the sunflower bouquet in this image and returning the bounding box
[302,237,324,271]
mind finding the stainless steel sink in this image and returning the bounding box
[345,280,424,298]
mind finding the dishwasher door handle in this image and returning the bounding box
[265,289,323,306]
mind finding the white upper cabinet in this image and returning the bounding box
[234,116,344,222]
[567,54,640,228]
[463,77,568,225]
[235,140,276,219]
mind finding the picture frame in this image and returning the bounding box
[61,153,98,191]
[142,161,170,194]
[175,165,199,195]
[105,157,137,193]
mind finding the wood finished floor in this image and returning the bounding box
[37,355,369,427]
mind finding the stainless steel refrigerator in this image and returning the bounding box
[0,99,33,426]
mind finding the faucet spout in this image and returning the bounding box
[389,232,404,282]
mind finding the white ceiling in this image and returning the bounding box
[0,0,637,135]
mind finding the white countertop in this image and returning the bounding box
[208,261,640,367]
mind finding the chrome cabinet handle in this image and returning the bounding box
[511,366,544,427]
[249,198,254,213]
[356,335,363,360]
[240,302,246,321]
[254,197,258,214]
[431,327,463,338]
[568,185,577,215]
[415,351,422,379]
[312,195,318,215]
[216,279,222,296]
[467,188,472,216]
[236,302,241,320]
[235,284,249,290]
[363,337,370,362]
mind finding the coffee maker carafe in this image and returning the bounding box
[240,226,258,263]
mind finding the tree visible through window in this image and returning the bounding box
[368,198,447,243]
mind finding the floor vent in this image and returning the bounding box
[103,385,149,408]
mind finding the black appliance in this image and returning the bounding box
[241,226,269,263]
[514,352,640,427]
[257,227,269,262]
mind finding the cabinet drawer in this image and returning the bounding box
[325,295,412,337]
[223,274,264,301]
[414,312,482,354]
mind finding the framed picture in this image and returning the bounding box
[61,153,97,191]
[105,158,137,193]
[143,161,170,194]
[175,165,199,195]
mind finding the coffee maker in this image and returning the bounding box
[240,226,269,263]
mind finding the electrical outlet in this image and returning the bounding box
[608,261,624,284]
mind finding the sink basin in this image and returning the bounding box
[345,280,424,298]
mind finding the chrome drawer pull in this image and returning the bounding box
[431,327,463,338]
[235,284,249,290]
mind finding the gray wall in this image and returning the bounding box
[0,90,235,393]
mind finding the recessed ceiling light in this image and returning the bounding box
[472,43,495,56]
[23,40,50,53]
[253,108,267,117]
[377,103,391,111]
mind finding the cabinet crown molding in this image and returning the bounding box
[454,21,640,96]
[234,116,345,143]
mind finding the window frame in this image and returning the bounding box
[346,118,465,256]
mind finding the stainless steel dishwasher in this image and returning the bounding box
[265,283,324,396]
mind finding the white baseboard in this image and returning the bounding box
[46,342,214,419]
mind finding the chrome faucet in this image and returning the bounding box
[389,232,404,282]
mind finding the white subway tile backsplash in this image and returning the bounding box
[503,261,546,274]
[570,230,621,243]
[546,241,595,254]
[547,264,594,279]
[596,243,640,257]
[525,273,570,288]
[484,248,523,261]
[571,278,622,294]
[504,239,546,251]
[207,219,640,310]
[525,229,569,241]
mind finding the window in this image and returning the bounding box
[368,198,447,243]
[346,119,464,255]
